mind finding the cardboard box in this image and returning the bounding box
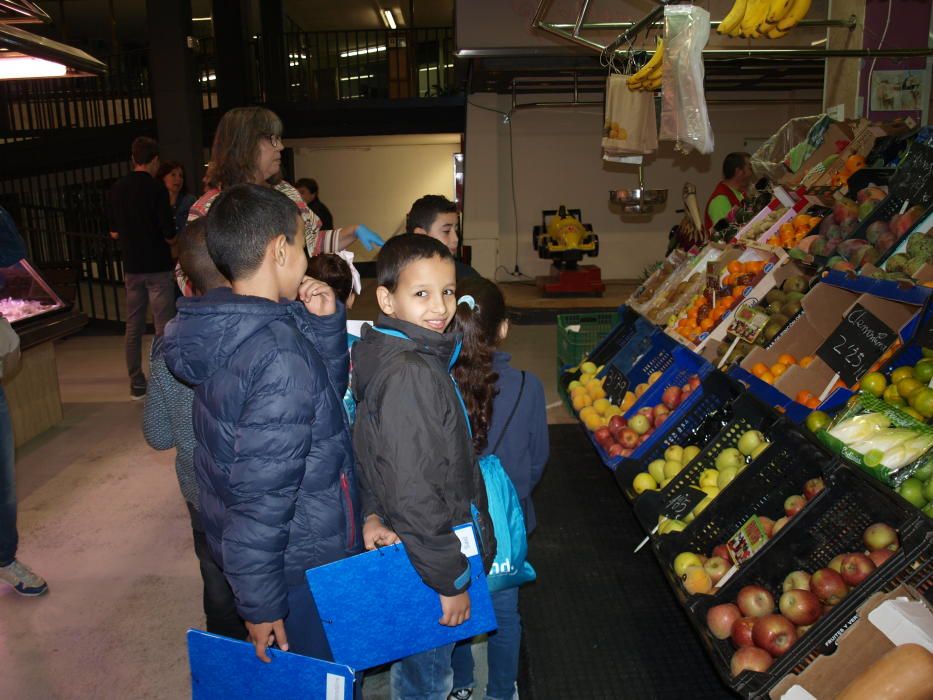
[739,280,920,404]
[770,584,933,699]
[781,120,861,188]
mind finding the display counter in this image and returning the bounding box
[1,258,87,447]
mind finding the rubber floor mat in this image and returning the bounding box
[517,425,732,699]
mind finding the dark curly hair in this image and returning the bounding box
[449,276,506,454]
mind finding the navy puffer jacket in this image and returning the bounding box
[163,288,361,623]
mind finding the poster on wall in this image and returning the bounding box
[869,69,927,113]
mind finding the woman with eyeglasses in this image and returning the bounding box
[180,106,383,294]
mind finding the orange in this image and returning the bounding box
[808,216,822,228]
[727,260,742,274]
[700,318,715,331]
[778,353,798,366]
[733,285,751,299]
[770,362,788,377]
[711,308,724,322]
[805,397,821,409]
[759,371,775,385]
[792,214,810,228]
[768,236,780,246]
[796,390,814,404]
[845,154,866,173]
[799,355,816,368]
[751,363,769,378]
[688,307,699,319]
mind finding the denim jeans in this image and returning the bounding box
[451,587,521,700]
[391,642,455,700]
[0,386,17,566]
[124,271,176,389]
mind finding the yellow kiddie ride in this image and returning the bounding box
[533,206,604,296]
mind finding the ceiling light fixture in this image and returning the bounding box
[382,9,397,30]
[192,16,212,22]
[339,45,386,59]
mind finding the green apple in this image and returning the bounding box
[665,445,684,463]
[898,478,927,508]
[750,441,770,460]
[737,430,765,456]
[717,465,738,489]
[648,459,667,485]
[682,445,702,464]
[912,460,933,482]
[715,447,744,471]
[699,469,719,488]
[632,472,658,494]
[923,477,933,504]
[924,501,933,519]
[664,460,683,479]
[674,551,703,577]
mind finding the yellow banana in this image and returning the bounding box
[758,19,775,34]
[767,27,788,38]
[740,0,770,37]
[766,0,793,24]
[777,0,811,30]
[628,39,663,84]
[718,0,748,35]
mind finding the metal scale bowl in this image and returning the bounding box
[609,165,668,213]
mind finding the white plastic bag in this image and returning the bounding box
[660,5,714,155]
[602,73,658,158]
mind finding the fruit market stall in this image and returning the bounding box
[555,116,933,699]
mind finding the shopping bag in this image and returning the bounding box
[479,454,535,592]
[602,73,658,158]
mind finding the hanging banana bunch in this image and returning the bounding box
[626,38,664,92]
[717,0,811,39]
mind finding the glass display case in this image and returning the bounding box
[0,258,65,324]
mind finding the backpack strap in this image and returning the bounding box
[490,371,525,455]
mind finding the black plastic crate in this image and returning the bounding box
[632,392,781,532]
[613,371,744,502]
[687,463,930,699]
[652,420,835,606]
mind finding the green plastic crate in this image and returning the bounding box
[556,311,617,368]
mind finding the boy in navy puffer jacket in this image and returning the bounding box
[164,184,362,663]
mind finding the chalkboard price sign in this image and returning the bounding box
[602,366,630,405]
[816,304,896,386]
[660,487,706,522]
[891,141,933,208]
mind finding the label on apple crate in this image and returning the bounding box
[890,141,933,208]
[727,515,770,565]
[815,304,896,386]
[660,487,706,522]
[602,366,629,405]
[726,303,770,344]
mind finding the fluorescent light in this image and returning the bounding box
[383,9,397,30]
[810,37,827,46]
[192,16,212,22]
[199,72,216,83]
[0,56,67,79]
[339,45,386,59]
[340,74,374,81]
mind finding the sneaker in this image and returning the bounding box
[130,384,147,401]
[448,690,473,700]
[0,559,49,596]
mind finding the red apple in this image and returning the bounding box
[681,384,693,398]
[797,624,814,637]
[868,549,894,567]
[607,443,625,458]
[779,589,822,626]
[782,570,811,593]
[618,447,633,457]
[704,556,730,585]
[618,428,639,449]
[863,523,899,552]
[839,552,876,586]
[688,375,701,390]
[772,516,790,536]
[731,616,757,648]
[803,478,825,501]
[828,554,846,573]
[752,614,798,657]
[758,517,774,537]
[594,426,611,443]
[784,495,806,517]
[654,412,669,427]
[608,415,626,434]
[731,646,773,676]
[736,585,775,618]
[713,544,731,562]
[662,385,682,410]
[707,602,742,640]
[810,568,849,606]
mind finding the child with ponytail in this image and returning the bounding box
[448,277,549,700]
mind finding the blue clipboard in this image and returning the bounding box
[187,629,355,700]
[306,523,497,671]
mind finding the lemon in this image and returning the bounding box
[593,398,612,415]
[891,366,915,384]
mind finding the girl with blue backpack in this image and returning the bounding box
[448,277,549,700]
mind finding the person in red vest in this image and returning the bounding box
[704,152,754,232]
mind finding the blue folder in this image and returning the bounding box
[306,523,497,671]
[187,629,355,700]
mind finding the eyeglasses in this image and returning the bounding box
[264,134,283,148]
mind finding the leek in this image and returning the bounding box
[827,413,891,443]
[881,434,933,471]
[849,428,916,455]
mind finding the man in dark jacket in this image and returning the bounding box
[109,136,177,399]
[163,184,360,661]
[352,234,495,698]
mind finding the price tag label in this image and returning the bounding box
[890,141,933,208]
[602,366,629,405]
[660,487,706,522]
[727,515,770,565]
[727,302,770,344]
[816,304,896,386]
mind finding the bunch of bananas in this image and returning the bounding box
[626,39,664,92]
[718,0,811,39]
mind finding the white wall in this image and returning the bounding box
[287,134,460,261]
[463,93,822,281]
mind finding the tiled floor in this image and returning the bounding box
[0,319,569,699]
